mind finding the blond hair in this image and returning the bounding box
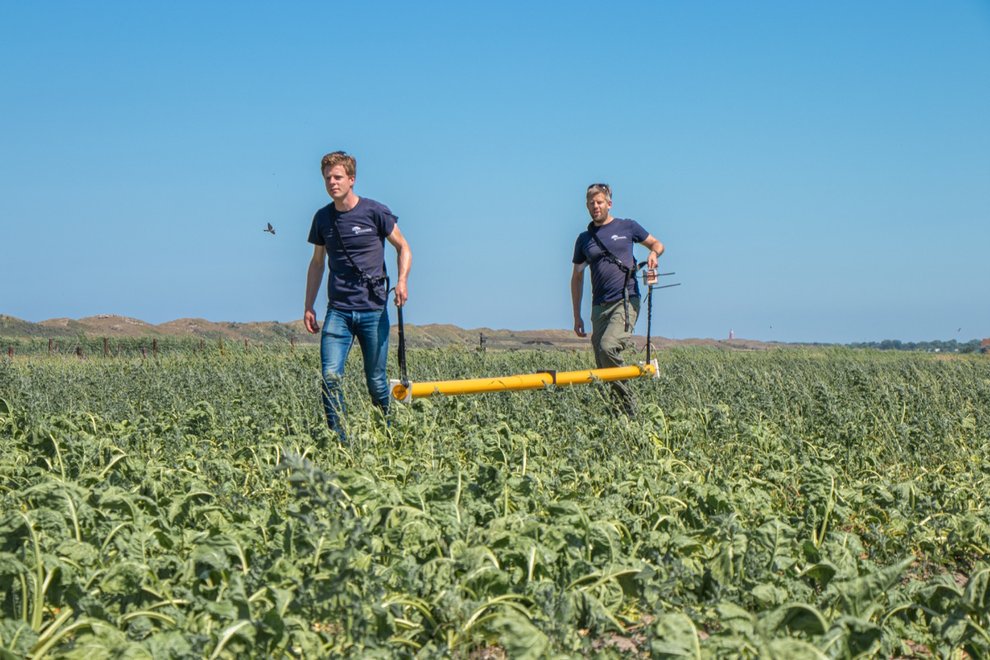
[586,182,611,200]
[321,151,356,177]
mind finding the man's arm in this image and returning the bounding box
[386,224,412,307]
[570,263,587,337]
[304,245,326,334]
[640,235,665,269]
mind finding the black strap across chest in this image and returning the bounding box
[587,222,635,274]
[587,221,637,331]
[331,212,388,292]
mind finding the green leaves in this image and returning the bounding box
[1,347,988,656]
[651,612,701,658]
[766,603,828,636]
[0,619,37,658]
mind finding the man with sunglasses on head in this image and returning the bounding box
[571,183,665,416]
[304,151,412,441]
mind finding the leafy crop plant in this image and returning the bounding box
[0,347,988,657]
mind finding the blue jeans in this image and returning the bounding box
[320,307,390,439]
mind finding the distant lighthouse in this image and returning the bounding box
[728,329,735,340]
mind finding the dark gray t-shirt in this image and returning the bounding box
[308,197,397,311]
[572,218,649,305]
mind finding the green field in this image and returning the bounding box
[1,347,988,658]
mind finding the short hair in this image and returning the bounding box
[321,151,356,177]
[586,182,611,200]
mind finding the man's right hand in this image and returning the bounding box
[304,308,320,334]
[573,318,586,338]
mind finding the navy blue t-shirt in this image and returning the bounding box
[572,218,649,305]
[308,197,397,311]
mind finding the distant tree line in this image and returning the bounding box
[847,339,983,353]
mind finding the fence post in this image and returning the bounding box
[153,338,158,357]
[244,339,248,349]
[142,346,147,359]
[103,337,109,357]
[48,338,53,355]
[76,346,83,359]
[290,336,295,351]
[6,347,12,359]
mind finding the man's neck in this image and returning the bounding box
[334,193,360,213]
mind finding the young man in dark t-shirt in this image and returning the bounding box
[571,183,664,416]
[304,151,412,440]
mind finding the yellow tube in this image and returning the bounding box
[391,360,657,402]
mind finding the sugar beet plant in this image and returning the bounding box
[0,347,989,657]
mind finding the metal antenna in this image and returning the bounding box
[641,270,681,364]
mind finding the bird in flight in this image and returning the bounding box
[264,222,275,235]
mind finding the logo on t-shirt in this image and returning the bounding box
[351,226,373,235]
[610,234,627,241]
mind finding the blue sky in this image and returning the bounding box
[2,1,988,343]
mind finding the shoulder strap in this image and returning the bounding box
[587,221,637,331]
[331,211,388,287]
[587,222,634,273]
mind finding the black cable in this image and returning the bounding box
[396,301,409,387]
[387,286,410,388]
[635,261,654,363]
[646,280,653,364]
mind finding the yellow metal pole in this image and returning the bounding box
[391,360,657,402]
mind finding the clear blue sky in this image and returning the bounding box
[2,1,988,343]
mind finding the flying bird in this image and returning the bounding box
[264,222,275,235]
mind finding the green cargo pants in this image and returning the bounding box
[590,297,640,416]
